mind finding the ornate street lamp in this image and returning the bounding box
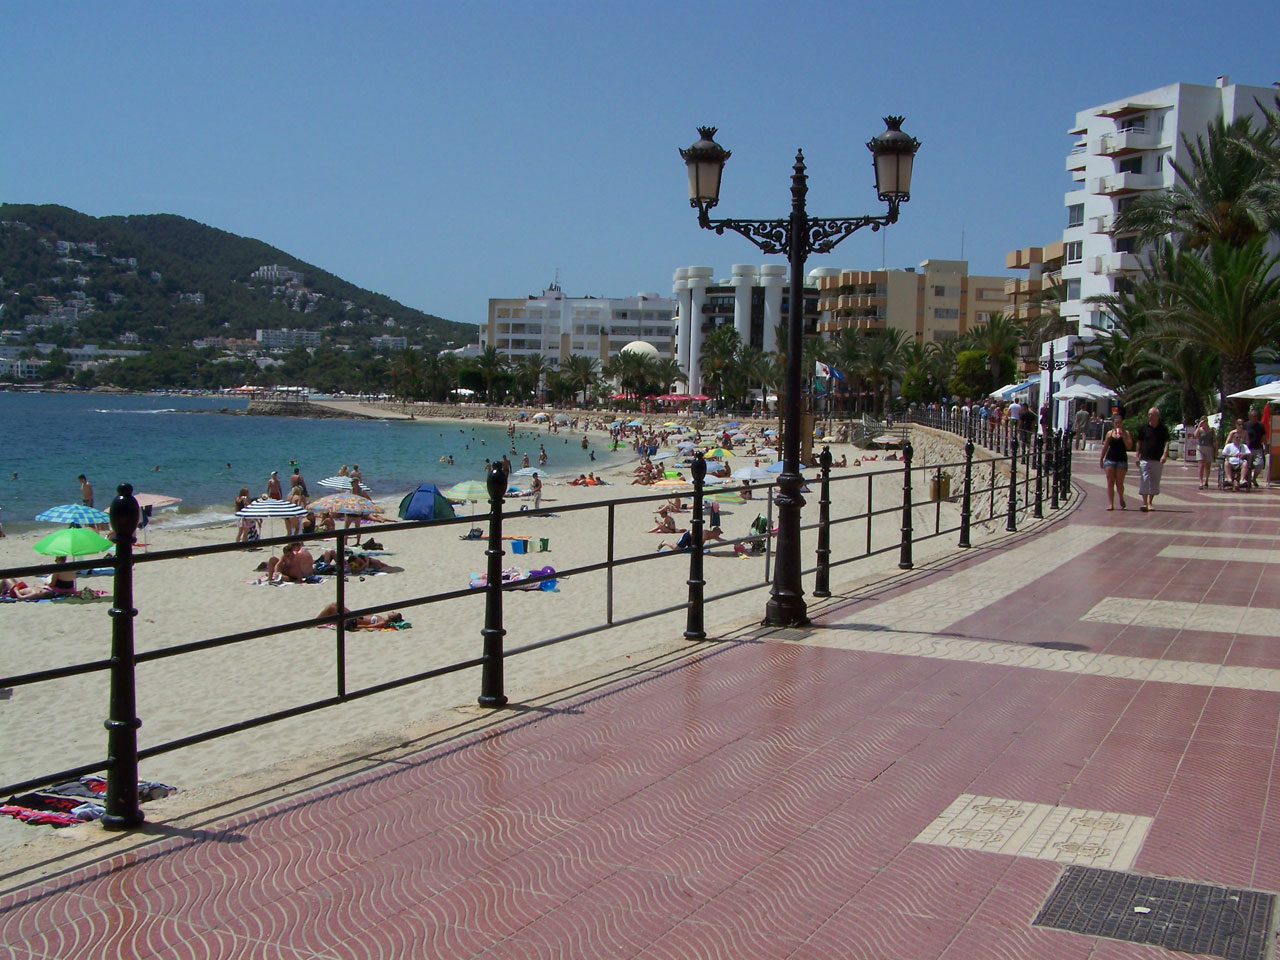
[1020,340,1071,431]
[681,119,920,627]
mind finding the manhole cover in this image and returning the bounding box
[1034,866,1275,960]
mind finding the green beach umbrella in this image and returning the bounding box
[33,527,113,558]
[443,480,493,503]
[705,492,745,504]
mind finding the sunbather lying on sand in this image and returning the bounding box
[317,602,405,630]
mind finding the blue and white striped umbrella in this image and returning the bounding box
[35,503,111,525]
[235,497,307,519]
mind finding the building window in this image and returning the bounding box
[1155,153,1164,172]
[1115,236,1137,254]
[1118,156,1143,175]
[1065,241,1083,263]
[933,308,959,320]
[1119,116,1145,133]
[1065,279,1081,300]
[1067,204,1084,228]
[933,285,946,297]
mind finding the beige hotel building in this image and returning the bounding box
[815,260,1011,343]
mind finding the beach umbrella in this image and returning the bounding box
[35,503,111,526]
[723,421,741,429]
[758,447,779,457]
[309,493,380,516]
[766,461,785,473]
[731,466,774,482]
[731,433,749,441]
[236,497,307,519]
[627,419,644,426]
[676,440,696,450]
[762,428,777,436]
[704,447,732,459]
[32,527,113,558]
[512,466,550,477]
[531,412,549,421]
[702,474,728,485]
[553,413,570,423]
[649,451,677,461]
[443,480,493,502]
[318,476,373,493]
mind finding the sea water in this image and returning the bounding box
[0,392,624,536]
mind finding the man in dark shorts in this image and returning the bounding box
[1243,409,1266,488]
[1135,407,1170,512]
[78,474,93,507]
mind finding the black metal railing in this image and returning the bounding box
[0,430,1056,828]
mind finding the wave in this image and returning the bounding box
[92,408,180,414]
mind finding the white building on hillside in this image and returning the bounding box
[482,284,677,370]
[1048,75,1277,423]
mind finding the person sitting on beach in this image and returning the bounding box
[317,602,405,631]
[570,474,588,486]
[837,454,848,467]
[649,513,681,534]
[263,542,315,582]
[587,472,605,485]
[3,555,78,599]
[665,496,687,512]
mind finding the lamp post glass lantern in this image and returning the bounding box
[680,119,920,627]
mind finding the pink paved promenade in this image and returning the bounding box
[3,462,1278,959]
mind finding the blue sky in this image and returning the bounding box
[5,1,1278,328]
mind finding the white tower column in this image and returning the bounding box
[759,264,787,356]
[672,268,691,382]
[731,264,755,347]
[686,266,714,395]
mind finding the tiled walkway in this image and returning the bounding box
[3,456,1278,959]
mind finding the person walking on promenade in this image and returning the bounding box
[1074,406,1090,450]
[1136,407,1170,512]
[1243,408,1267,488]
[1194,416,1216,489]
[78,474,93,507]
[1100,413,1132,511]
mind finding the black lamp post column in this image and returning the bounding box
[681,120,919,628]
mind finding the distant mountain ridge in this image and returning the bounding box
[0,203,474,351]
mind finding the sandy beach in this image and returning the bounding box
[0,418,999,859]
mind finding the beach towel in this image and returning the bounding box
[1,776,174,828]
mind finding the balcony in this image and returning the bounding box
[1089,215,1112,233]
[1091,172,1162,195]
[1065,148,1088,172]
[1088,252,1142,276]
[1092,128,1161,155]
[1003,277,1042,297]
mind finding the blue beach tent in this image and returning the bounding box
[398,484,457,522]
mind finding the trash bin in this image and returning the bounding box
[511,539,528,554]
[929,475,952,501]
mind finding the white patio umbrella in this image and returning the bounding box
[1227,383,1280,401]
[731,466,774,482]
[235,497,307,548]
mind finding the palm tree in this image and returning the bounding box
[474,346,507,402]
[962,312,1023,391]
[859,328,908,415]
[518,353,551,403]
[1112,116,1280,249]
[561,354,599,405]
[652,357,685,395]
[699,326,740,407]
[1151,238,1280,419]
[389,348,423,400]
[830,328,868,413]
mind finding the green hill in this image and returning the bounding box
[0,203,475,351]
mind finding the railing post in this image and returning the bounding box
[1033,433,1044,519]
[103,483,143,831]
[684,454,707,641]
[1048,429,1060,511]
[478,465,508,708]
[958,438,974,548]
[1006,436,1019,532]
[813,445,833,597]
[1062,429,1074,498]
[335,530,347,697]
[898,441,914,570]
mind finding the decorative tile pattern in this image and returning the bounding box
[1158,544,1280,564]
[1080,598,1277,637]
[914,794,1152,870]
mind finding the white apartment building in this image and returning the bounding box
[482,284,677,369]
[672,265,825,396]
[1050,75,1277,421]
[255,328,322,349]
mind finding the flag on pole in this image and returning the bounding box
[815,361,831,378]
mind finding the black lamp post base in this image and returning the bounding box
[101,811,145,831]
[762,596,810,628]
[477,694,509,708]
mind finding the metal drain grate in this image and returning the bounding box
[1034,865,1275,960]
